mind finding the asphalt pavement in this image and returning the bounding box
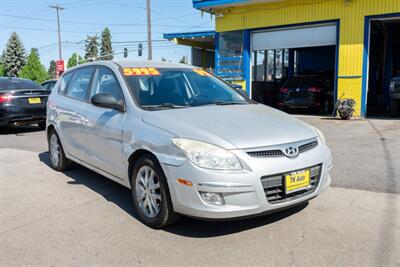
[1,115,399,193]
[0,116,399,266]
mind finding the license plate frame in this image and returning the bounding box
[28,97,41,104]
[284,169,311,194]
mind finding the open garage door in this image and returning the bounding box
[251,23,337,115]
[366,19,400,117]
[252,24,337,51]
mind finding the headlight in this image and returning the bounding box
[314,127,327,144]
[172,138,242,170]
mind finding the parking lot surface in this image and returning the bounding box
[1,116,399,266]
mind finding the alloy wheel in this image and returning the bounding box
[50,134,60,167]
[135,165,162,218]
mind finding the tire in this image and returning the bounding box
[48,130,71,171]
[130,155,180,228]
[38,121,46,130]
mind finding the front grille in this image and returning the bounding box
[260,164,322,204]
[247,150,283,158]
[247,139,318,158]
[298,140,318,153]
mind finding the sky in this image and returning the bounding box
[0,0,215,68]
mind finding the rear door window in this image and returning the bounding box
[90,67,124,103]
[65,67,95,101]
[59,72,74,94]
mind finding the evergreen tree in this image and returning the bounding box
[67,53,83,68]
[3,32,26,77]
[85,35,99,60]
[48,60,56,79]
[0,51,5,76]
[100,27,113,60]
[19,48,49,83]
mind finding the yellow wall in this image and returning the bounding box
[231,80,247,91]
[214,0,400,116]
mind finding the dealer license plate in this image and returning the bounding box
[285,169,310,194]
[28,97,41,104]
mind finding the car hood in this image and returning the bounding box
[142,104,317,149]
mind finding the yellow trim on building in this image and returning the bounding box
[214,0,400,116]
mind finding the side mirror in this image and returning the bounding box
[91,93,124,112]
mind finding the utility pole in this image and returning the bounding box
[50,4,64,60]
[146,0,152,60]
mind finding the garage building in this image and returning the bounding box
[166,0,400,117]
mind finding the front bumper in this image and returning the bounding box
[162,142,332,219]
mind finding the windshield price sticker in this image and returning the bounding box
[123,67,160,76]
[193,69,211,76]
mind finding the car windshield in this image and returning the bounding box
[123,67,250,109]
[0,78,42,91]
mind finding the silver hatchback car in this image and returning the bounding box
[47,60,333,228]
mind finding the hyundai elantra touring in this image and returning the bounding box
[46,60,333,228]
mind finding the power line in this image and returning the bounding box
[0,24,163,34]
[0,13,211,28]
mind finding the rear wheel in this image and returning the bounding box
[131,155,179,228]
[38,121,46,130]
[48,130,71,171]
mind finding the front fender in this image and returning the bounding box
[122,119,187,167]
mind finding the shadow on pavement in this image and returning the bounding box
[164,203,307,238]
[38,152,308,238]
[367,120,398,266]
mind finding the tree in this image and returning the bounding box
[0,51,4,76]
[48,60,56,79]
[85,35,99,60]
[19,48,49,83]
[100,27,113,60]
[67,52,83,68]
[3,32,26,77]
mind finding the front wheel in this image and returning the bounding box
[131,155,179,228]
[48,130,71,171]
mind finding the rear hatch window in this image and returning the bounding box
[0,78,42,91]
[285,76,321,88]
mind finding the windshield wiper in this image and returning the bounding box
[212,101,248,106]
[141,103,189,110]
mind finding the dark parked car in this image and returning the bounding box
[0,77,50,129]
[278,75,333,113]
[41,79,57,91]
